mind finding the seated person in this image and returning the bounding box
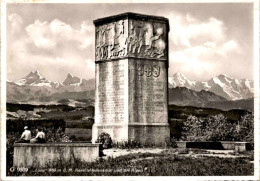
[30,126,46,143]
[16,126,31,143]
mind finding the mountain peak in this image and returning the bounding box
[170,72,196,89]
[15,70,53,87]
[173,72,186,79]
[63,73,80,85]
[67,73,73,78]
[213,74,234,85]
[217,74,231,79]
[23,70,45,81]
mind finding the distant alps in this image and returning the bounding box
[168,72,253,100]
[6,71,254,111]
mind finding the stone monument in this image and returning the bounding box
[92,12,170,146]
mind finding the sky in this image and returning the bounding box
[6,3,254,82]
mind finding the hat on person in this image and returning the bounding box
[24,126,28,130]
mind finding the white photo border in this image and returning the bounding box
[1,0,259,180]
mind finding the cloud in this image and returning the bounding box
[168,12,240,80]
[85,59,95,71]
[7,38,95,82]
[25,19,94,49]
[7,18,96,82]
[26,20,56,48]
[8,13,23,34]
[169,47,213,78]
[217,40,239,57]
[169,13,226,47]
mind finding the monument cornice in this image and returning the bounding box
[93,12,170,31]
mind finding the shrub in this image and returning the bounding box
[96,132,112,149]
[181,115,206,141]
[234,113,254,142]
[181,113,254,142]
[204,114,236,141]
[113,140,142,149]
[169,137,177,148]
[45,127,72,142]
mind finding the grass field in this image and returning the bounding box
[8,148,254,176]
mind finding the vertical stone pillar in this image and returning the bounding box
[92,12,170,146]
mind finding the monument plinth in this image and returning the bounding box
[92,12,170,145]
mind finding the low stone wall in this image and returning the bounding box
[221,141,252,152]
[176,141,224,150]
[176,141,252,152]
[13,142,100,168]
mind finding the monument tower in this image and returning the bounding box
[92,12,170,145]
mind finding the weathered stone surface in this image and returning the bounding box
[13,143,100,167]
[92,124,128,143]
[93,13,170,145]
[128,19,167,59]
[94,12,169,62]
[128,124,170,146]
[95,19,128,60]
[128,59,168,124]
[95,60,128,124]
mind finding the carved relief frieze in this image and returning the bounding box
[128,20,167,59]
[95,18,167,61]
[96,20,128,61]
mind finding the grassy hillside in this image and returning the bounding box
[169,104,250,121]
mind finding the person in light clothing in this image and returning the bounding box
[17,126,31,143]
[30,126,46,143]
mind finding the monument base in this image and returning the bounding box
[92,124,129,144]
[92,123,170,146]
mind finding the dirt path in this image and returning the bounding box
[103,148,166,158]
[103,148,251,159]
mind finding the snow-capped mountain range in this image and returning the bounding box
[14,70,92,89]
[7,71,253,103]
[169,73,254,100]
[7,71,95,103]
[15,71,62,88]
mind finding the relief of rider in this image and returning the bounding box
[145,24,166,59]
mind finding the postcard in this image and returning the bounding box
[1,1,259,180]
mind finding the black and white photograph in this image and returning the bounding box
[1,1,259,179]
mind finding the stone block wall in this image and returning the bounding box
[13,143,100,168]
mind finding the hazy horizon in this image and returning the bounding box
[7,3,254,82]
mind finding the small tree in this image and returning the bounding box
[234,113,254,142]
[204,114,236,141]
[181,114,236,141]
[181,115,206,141]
